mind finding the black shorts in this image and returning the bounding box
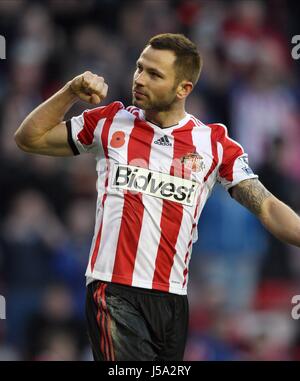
[85,280,189,361]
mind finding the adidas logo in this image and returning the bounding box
[154,135,172,146]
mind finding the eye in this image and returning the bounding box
[149,72,160,78]
[136,64,142,72]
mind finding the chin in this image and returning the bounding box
[133,99,146,109]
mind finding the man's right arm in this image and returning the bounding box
[14,71,108,156]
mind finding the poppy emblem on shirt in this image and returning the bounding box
[181,152,205,172]
[110,131,125,148]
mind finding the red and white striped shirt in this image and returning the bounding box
[67,101,257,295]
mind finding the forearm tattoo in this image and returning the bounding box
[232,179,272,215]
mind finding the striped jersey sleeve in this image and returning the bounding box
[66,101,124,155]
[213,123,258,190]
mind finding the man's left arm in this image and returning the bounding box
[231,178,300,247]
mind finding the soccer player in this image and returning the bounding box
[14,34,300,361]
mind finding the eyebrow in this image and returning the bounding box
[136,60,165,77]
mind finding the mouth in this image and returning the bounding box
[133,89,147,98]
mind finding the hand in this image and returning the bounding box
[69,71,108,104]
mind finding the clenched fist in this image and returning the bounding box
[69,71,108,105]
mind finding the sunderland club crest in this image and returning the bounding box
[181,152,205,172]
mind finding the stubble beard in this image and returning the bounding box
[132,91,178,112]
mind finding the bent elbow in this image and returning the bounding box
[14,129,24,150]
[14,129,32,152]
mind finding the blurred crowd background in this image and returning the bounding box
[0,0,300,361]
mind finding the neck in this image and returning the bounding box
[144,103,186,128]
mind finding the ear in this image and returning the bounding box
[177,81,193,100]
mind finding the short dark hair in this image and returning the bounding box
[147,33,202,85]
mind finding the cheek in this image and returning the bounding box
[155,83,176,98]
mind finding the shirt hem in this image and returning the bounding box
[85,270,187,295]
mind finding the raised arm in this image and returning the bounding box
[231,178,300,247]
[14,71,108,156]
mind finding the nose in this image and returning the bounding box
[134,71,146,87]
